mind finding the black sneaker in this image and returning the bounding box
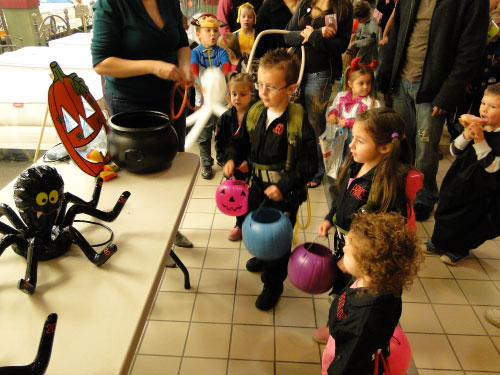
[246,257,264,272]
[255,285,283,311]
[201,166,213,179]
[414,203,433,222]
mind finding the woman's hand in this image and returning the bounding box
[180,65,194,85]
[322,25,336,38]
[301,25,314,44]
[153,61,184,82]
[318,220,332,236]
[378,35,388,46]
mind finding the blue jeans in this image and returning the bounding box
[105,90,186,152]
[392,77,445,207]
[301,71,332,182]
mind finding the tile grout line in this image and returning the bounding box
[177,173,212,375]
[225,235,242,375]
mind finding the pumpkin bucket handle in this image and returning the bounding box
[254,196,269,217]
[306,236,320,252]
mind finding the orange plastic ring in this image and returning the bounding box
[170,82,203,120]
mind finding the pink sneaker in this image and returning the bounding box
[313,325,329,344]
[228,226,242,241]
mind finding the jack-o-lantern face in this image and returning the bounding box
[48,61,110,177]
[215,179,249,216]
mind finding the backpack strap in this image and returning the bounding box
[246,100,266,143]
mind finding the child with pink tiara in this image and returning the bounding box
[327,58,380,157]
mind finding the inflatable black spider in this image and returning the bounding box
[0,165,131,294]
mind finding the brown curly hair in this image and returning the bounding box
[348,212,423,296]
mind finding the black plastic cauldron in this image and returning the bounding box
[107,110,178,174]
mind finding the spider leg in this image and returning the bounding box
[0,313,57,375]
[63,177,104,208]
[62,191,131,227]
[0,221,18,235]
[0,234,28,258]
[70,227,117,266]
[0,204,28,233]
[18,238,39,295]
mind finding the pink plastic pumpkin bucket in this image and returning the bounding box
[215,179,249,216]
[288,243,337,294]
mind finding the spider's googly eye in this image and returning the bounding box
[36,192,49,206]
[49,190,59,204]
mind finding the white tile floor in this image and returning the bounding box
[122,150,500,375]
[2,146,500,374]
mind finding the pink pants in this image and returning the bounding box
[321,335,336,375]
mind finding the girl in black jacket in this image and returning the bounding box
[215,72,255,240]
[322,212,423,375]
[315,108,413,343]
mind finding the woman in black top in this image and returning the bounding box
[254,0,299,58]
[285,0,353,186]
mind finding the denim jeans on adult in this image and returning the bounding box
[301,71,333,183]
[392,77,446,208]
[104,90,186,152]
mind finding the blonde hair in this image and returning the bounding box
[485,82,500,97]
[217,33,242,59]
[349,212,423,296]
[228,72,253,89]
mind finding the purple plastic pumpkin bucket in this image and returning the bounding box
[215,179,249,216]
[288,242,337,294]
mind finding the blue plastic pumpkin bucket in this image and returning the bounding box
[242,207,293,260]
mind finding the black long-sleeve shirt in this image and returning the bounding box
[328,279,402,375]
[326,161,407,231]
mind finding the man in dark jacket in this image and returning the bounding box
[377,0,489,221]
